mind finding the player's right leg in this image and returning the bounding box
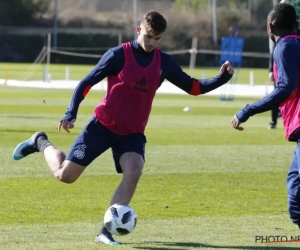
[12,116,113,184]
[287,142,300,228]
[12,131,86,183]
[12,132,48,160]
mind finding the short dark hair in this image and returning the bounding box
[268,3,297,31]
[141,10,167,35]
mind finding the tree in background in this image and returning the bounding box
[0,0,50,26]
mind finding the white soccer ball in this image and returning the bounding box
[104,203,137,236]
[183,106,192,112]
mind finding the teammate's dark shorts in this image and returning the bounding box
[66,116,146,173]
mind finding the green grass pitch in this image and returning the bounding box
[0,63,270,85]
[0,84,299,249]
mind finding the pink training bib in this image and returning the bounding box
[273,35,300,139]
[94,42,161,135]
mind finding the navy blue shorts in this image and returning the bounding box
[65,116,147,173]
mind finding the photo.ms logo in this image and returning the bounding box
[255,235,300,243]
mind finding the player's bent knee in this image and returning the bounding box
[55,161,85,184]
[56,174,77,184]
[120,152,144,181]
[124,165,142,182]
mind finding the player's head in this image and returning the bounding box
[267,3,297,41]
[136,10,167,52]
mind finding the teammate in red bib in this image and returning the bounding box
[232,3,300,229]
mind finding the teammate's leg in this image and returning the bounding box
[287,142,300,227]
[269,82,278,129]
[270,107,278,128]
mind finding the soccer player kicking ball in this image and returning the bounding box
[13,10,234,245]
[232,3,300,229]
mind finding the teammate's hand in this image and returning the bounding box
[220,61,234,75]
[269,72,274,81]
[58,119,76,133]
[231,115,244,131]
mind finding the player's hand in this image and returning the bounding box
[58,119,76,133]
[220,61,234,75]
[231,115,244,131]
[269,72,274,81]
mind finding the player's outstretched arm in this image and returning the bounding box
[163,53,234,96]
[196,60,235,94]
[220,61,234,75]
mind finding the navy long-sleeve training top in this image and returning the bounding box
[236,33,299,124]
[63,40,232,120]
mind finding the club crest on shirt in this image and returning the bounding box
[74,144,87,159]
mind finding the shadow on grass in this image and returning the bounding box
[132,242,300,250]
[0,129,41,134]
[3,115,50,119]
[1,129,63,134]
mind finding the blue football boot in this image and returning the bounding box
[12,132,47,160]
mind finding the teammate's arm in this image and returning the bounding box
[234,42,297,125]
[162,53,233,96]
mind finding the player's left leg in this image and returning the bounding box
[287,142,300,228]
[95,133,146,245]
[269,83,279,129]
[95,152,144,245]
[110,132,146,204]
[111,152,144,204]
[269,107,278,129]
